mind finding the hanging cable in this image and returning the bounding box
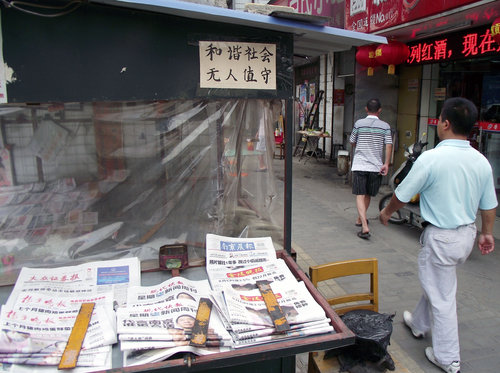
[0,0,84,18]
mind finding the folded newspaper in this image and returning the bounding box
[208,258,298,292]
[205,233,277,270]
[221,280,328,327]
[117,297,232,366]
[126,276,212,307]
[206,234,335,347]
[0,257,140,370]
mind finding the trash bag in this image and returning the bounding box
[325,309,396,372]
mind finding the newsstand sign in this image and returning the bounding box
[199,41,276,90]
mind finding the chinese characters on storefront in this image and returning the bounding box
[428,118,500,132]
[199,41,276,90]
[269,0,344,28]
[407,27,500,65]
[345,0,482,33]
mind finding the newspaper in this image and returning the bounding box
[0,257,141,369]
[208,258,299,333]
[123,345,230,367]
[205,233,277,270]
[116,298,232,342]
[232,324,334,348]
[0,297,116,351]
[0,345,110,366]
[222,281,327,327]
[120,338,232,350]
[126,277,212,307]
[117,297,233,367]
[4,257,141,309]
[205,234,334,347]
[208,258,298,293]
[232,319,331,340]
[0,349,112,373]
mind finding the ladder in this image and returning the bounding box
[305,90,324,130]
[293,90,324,157]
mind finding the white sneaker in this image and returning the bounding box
[403,310,424,338]
[425,347,461,373]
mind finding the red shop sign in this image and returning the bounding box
[479,121,500,132]
[345,0,480,33]
[429,119,500,133]
[407,26,500,65]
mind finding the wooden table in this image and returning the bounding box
[295,131,331,163]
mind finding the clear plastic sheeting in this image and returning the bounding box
[0,99,284,285]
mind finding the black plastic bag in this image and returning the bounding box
[325,309,396,372]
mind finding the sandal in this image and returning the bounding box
[357,231,371,240]
[355,220,369,227]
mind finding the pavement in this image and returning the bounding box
[271,156,500,373]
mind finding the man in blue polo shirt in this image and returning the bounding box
[380,97,497,373]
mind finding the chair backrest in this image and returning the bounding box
[309,258,378,316]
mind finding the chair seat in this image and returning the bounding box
[274,135,285,159]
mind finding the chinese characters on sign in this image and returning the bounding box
[428,118,500,133]
[199,41,276,90]
[345,0,481,33]
[350,0,366,17]
[407,27,500,65]
[479,122,500,132]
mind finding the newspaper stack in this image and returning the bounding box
[206,234,334,348]
[117,277,233,367]
[0,257,141,371]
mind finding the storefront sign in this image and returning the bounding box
[199,41,276,90]
[333,89,345,105]
[408,78,418,92]
[479,121,500,132]
[270,0,344,28]
[429,119,500,133]
[434,88,446,101]
[345,0,481,33]
[407,26,500,65]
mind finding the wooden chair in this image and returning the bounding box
[309,258,378,315]
[307,258,379,373]
[273,133,284,159]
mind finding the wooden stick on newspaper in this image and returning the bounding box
[189,298,213,347]
[58,302,95,370]
[256,281,290,333]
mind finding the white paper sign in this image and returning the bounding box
[199,41,276,90]
[350,0,366,16]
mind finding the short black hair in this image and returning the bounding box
[440,97,478,136]
[366,98,381,113]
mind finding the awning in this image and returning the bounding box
[91,0,386,57]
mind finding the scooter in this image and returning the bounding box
[378,134,428,227]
